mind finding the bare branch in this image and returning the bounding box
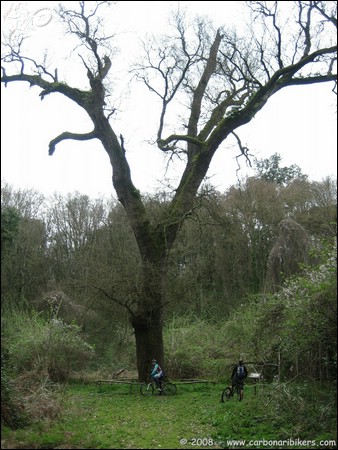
[232,131,253,171]
[313,1,337,27]
[49,130,97,156]
[86,283,136,317]
[297,1,312,58]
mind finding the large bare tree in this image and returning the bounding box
[1,1,336,380]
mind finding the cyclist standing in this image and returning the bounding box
[231,359,248,400]
[150,359,164,391]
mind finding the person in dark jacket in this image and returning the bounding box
[231,359,248,400]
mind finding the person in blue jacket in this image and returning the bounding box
[150,359,164,390]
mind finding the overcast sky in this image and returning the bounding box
[1,1,337,199]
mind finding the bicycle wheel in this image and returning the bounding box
[162,382,177,395]
[140,382,154,397]
[221,386,232,403]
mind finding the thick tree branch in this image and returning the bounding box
[206,45,337,151]
[48,130,97,155]
[187,29,223,153]
[157,134,205,151]
[1,72,89,108]
[166,48,336,244]
[284,74,337,86]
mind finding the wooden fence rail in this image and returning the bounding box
[95,378,216,393]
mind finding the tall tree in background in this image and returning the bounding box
[1,184,47,303]
[1,1,336,380]
[254,153,307,185]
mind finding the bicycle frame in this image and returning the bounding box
[140,378,177,397]
[221,382,244,402]
[232,384,241,396]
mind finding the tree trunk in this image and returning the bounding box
[131,307,164,382]
[129,255,167,381]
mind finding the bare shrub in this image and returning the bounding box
[14,372,65,422]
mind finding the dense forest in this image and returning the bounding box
[2,155,337,431]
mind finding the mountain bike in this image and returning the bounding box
[140,377,177,397]
[221,381,244,402]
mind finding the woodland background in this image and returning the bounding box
[1,154,337,446]
[2,153,337,376]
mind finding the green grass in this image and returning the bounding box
[1,381,337,449]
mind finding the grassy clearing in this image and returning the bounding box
[2,382,220,449]
[1,381,336,449]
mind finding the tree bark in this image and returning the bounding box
[131,308,164,382]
